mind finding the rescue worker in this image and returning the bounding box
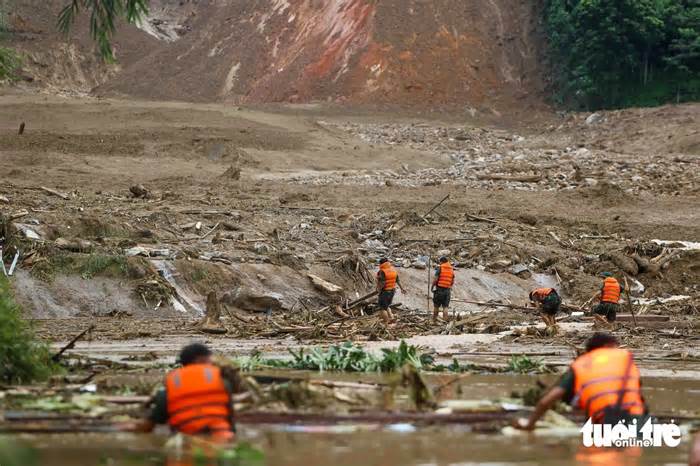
[592,272,624,323]
[376,257,407,324]
[690,433,700,466]
[432,256,454,323]
[529,287,561,327]
[514,332,648,430]
[122,343,235,441]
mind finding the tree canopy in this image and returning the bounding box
[58,0,148,62]
[544,0,700,109]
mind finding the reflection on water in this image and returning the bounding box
[1,427,691,466]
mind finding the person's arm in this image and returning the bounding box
[515,370,574,430]
[376,271,385,292]
[118,389,167,432]
[432,268,439,288]
[397,274,406,293]
[516,386,566,430]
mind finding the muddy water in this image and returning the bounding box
[4,428,692,466]
[3,374,697,466]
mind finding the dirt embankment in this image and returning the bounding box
[5,0,546,112]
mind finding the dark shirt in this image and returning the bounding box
[558,369,576,404]
[148,379,234,426]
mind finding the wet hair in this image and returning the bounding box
[585,333,619,352]
[379,258,388,264]
[439,256,448,263]
[179,343,212,365]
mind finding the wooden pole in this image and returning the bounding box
[623,275,638,327]
[427,256,432,316]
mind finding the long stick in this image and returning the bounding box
[7,251,19,276]
[427,256,431,314]
[623,276,638,327]
[422,194,450,221]
[0,247,6,276]
[51,325,95,362]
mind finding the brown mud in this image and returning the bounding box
[0,93,699,465]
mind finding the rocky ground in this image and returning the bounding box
[0,92,698,365]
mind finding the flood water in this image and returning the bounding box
[2,373,697,465]
[3,428,692,466]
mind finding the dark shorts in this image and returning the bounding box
[378,290,395,309]
[593,302,619,322]
[432,287,451,308]
[541,293,562,316]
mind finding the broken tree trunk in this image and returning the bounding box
[200,291,227,334]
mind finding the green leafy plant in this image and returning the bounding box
[0,46,21,81]
[0,275,57,384]
[506,355,550,374]
[57,0,149,62]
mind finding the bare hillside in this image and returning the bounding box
[5,0,545,111]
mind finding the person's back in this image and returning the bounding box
[571,346,645,424]
[165,363,233,438]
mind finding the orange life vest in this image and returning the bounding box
[600,277,621,304]
[436,262,454,289]
[530,288,555,302]
[165,364,233,437]
[571,348,645,422]
[378,262,398,291]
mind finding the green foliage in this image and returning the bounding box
[0,276,57,384]
[282,341,435,373]
[236,343,555,374]
[0,46,20,80]
[506,355,551,374]
[544,0,700,109]
[58,0,149,62]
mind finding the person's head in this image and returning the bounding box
[379,257,389,265]
[585,332,619,353]
[178,343,212,366]
[600,272,613,278]
[439,256,448,264]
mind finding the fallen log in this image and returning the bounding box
[581,314,669,323]
[476,174,542,183]
[344,290,379,310]
[40,186,70,200]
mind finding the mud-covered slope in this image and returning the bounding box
[6,0,545,110]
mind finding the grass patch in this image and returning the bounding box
[0,275,57,384]
[31,253,128,282]
[190,267,209,282]
[0,46,21,81]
